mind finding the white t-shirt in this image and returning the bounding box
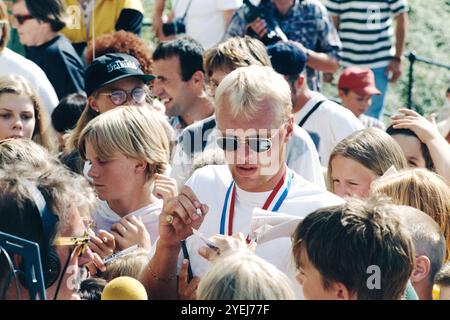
[170,116,325,190]
[93,199,163,245]
[179,165,344,298]
[294,92,364,166]
[173,0,242,49]
[0,48,59,116]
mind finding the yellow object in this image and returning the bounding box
[432,284,440,300]
[101,276,148,300]
[61,0,144,44]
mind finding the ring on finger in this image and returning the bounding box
[166,215,174,224]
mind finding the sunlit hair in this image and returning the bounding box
[85,30,153,74]
[99,248,149,282]
[0,0,10,51]
[197,250,295,300]
[371,168,450,261]
[0,160,96,237]
[0,75,55,151]
[0,138,59,171]
[327,128,407,193]
[215,65,291,124]
[203,36,271,77]
[78,106,172,181]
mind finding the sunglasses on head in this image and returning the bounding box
[216,136,273,153]
[13,14,34,25]
[99,87,146,106]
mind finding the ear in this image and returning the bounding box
[284,115,294,143]
[189,70,205,87]
[295,74,305,89]
[411,255,431,284]
[333,282,356,300]
[88,96,99,113]
[134,159,148,175]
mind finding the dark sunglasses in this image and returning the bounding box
[216,136,273,153]
[99,87,146,106]
[13,14,35,25]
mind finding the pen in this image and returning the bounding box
[103,244,139,264]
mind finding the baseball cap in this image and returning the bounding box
[85,53,155,96]
[267,42,307,76]
[338,66,381,96]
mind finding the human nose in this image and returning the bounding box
[334,184,351,198]
[87,163,99,178]
[11,116,23,130]
[235,139,251,164]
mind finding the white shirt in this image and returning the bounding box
[179,165,344,298]
[0,48,59,116]
[93,199,163,244]
[173,0,242,49]
[294,92,364,166]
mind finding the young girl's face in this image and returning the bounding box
[391,134,426,168]
[84,142,145,202]
[0,93,36,141]
[330,155,379,198]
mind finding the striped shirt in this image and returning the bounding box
[324,0,408,68]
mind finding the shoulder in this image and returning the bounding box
[288,171,344,205]
[185,164,231,189]
[0,48,48,77]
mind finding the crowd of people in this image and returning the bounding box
[0,0,449,301]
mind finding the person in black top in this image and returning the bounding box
[11,0,85,100]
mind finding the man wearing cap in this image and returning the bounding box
[64,53,155,173]
[267,41,363,167]
[338,67,386,130]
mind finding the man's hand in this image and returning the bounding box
[159,186,208,247]
[387,58,402,82]
[247,17,267,38]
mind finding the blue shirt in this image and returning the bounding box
[225,0,342,91]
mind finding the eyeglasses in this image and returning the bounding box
[13,14,35,25]
[216,136,275,153]
[99,87,146,106]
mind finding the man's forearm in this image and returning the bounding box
[140,240,181,300]
[394,12,407,58]
[153,0,166,17]
[306,49,340,73]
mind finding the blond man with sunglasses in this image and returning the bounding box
[141,66,344,300]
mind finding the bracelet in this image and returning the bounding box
[147,264,177,283]
[391,56,402,62]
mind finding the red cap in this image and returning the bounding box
[338,66,381,96]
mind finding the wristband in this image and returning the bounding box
[391,56,402,62]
